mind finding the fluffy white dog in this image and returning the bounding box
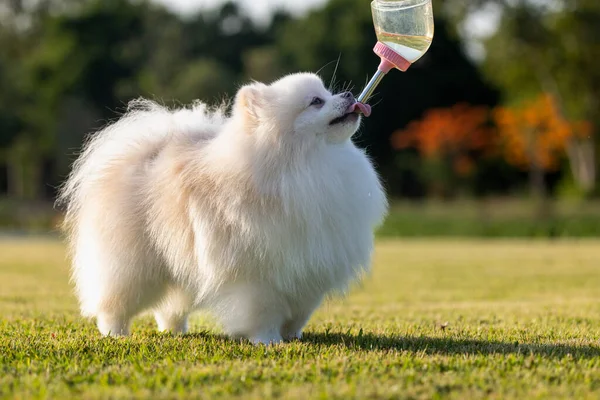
[58,73,388,344]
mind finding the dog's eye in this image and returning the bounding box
[310,97,324,107]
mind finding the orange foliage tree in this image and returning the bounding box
[493,94,593,197]
[392,94,593,198]
[391,103,493,196]
[392,103,491,176]
[494,94,570,172]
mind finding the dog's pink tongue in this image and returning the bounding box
[349,102,372,117]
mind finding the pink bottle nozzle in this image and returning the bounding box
[374,42,411,73]
[356,42,413,104]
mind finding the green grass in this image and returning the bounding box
[377,200,600,238]
[3,198,600,237]
[4,197,600,238]
[2,239,600,399]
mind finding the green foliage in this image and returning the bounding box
[377,200,600,238]
[480,1,600,196]
[0,0,597,202]
[0,67,22,149]
[168,59,236,104]
[0,28,31,150]
[2,239,600,398]
[482,2,600,126]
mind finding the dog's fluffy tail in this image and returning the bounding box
[56,98,227,239]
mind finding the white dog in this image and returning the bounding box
[58,73,387,344]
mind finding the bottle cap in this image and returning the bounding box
[374,41,411,73]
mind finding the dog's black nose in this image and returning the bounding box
[341,91,354,100]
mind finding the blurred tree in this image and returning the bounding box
[481,1,598,194]
[16,0,151,198]
[0,0,72,198]
[0,39,26,197]
[493,94,587,204]
[1,0,284,200]
[1,0,525,203]
[0,44,22,151]
[242,10,291,83]
[141,2,277,101]
[242,46,284,83]
[182,2,271,79]
[168,59,237,104]
[134,4,238,104]
[392,103,493,197]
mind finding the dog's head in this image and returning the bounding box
[232,73,370,149]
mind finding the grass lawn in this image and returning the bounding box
[1,238,600,399]
[377,200,600,238]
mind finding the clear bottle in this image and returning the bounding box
[372,0,434,63]
[357,0,434,104]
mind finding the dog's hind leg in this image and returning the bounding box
[72,223,167,336]
[92,270,168,336]
[91,269,168,336]
[281,296,323,341]
[154,287,193,334]
[212,282,291,345]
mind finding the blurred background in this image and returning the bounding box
[0,0,599,237]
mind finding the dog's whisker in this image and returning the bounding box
[329,53,342,92]
[316,59,340,81]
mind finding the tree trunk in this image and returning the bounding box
[530,45,596,194]
[566,139,596,193]
[528,130,549,220]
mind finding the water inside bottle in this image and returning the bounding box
[372,0,434,63]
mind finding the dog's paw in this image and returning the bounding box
[249,332,284,346]
[282,330,303,341]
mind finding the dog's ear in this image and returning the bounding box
[234,83,269,129]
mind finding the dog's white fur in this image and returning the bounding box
[58,73,387,344]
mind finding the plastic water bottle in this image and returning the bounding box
[357,0,434,105]
[372,0,434,64]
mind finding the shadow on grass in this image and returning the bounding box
[137,329,599,359]
[302,332,600,359]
